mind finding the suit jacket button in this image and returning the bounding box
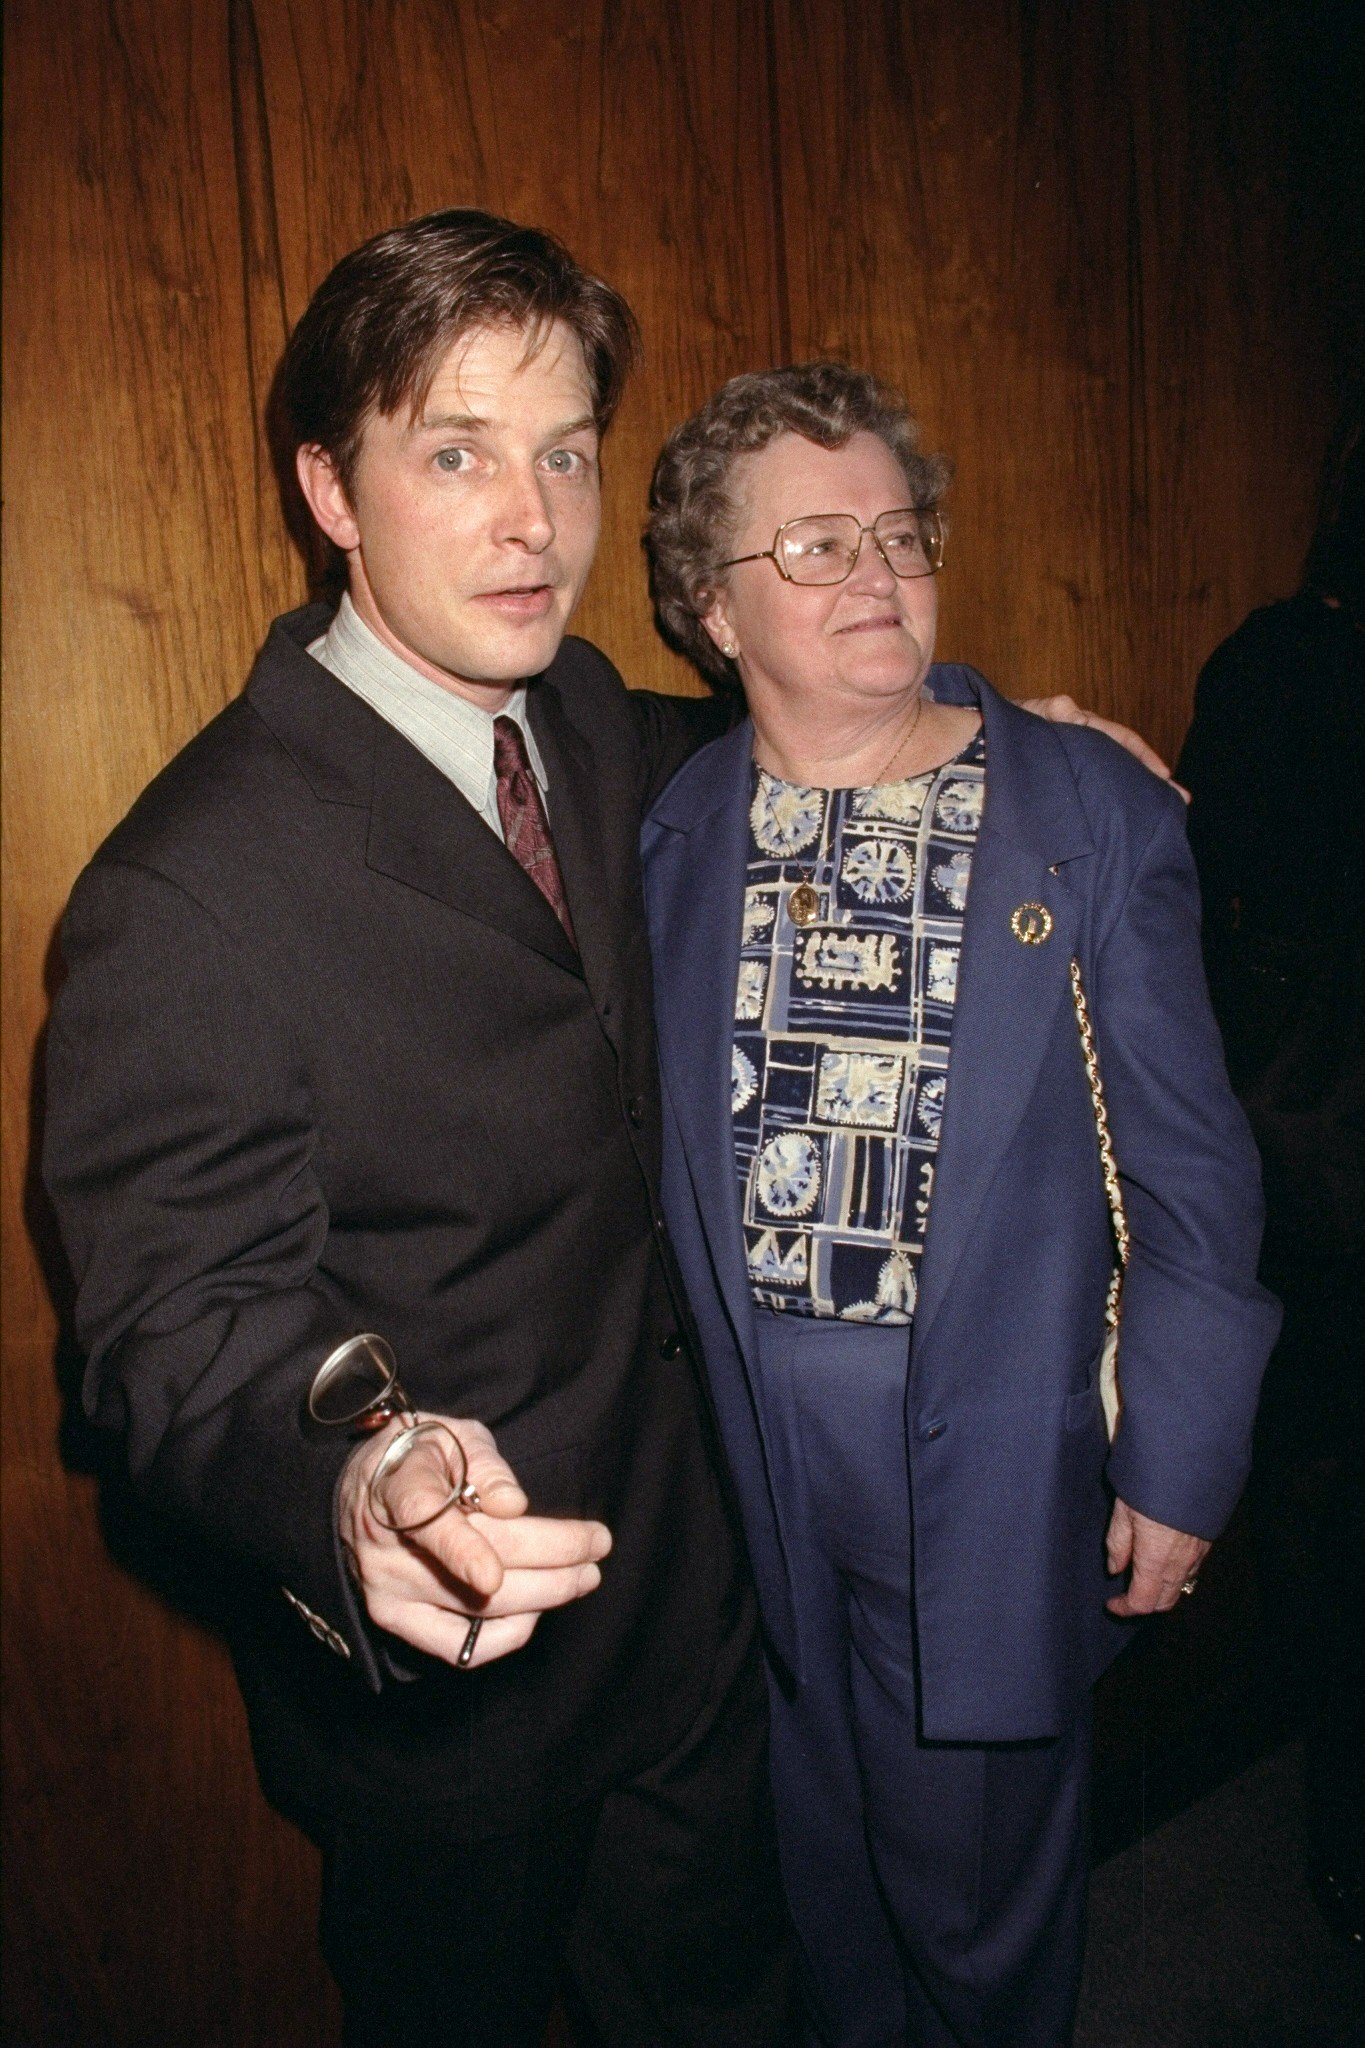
[659,1331,683,1360]
[917,1418,947,1442]
[626,1096,644,1127]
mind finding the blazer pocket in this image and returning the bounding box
[1065,1373,1103,1433]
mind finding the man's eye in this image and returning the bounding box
[434,448,473,473]
[543,449,587,476]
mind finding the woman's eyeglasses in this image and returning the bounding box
[720,507,945,586]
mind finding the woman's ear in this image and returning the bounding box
[699,590,739,661]
[295,444,362,553]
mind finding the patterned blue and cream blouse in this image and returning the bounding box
[733,730,986,1323]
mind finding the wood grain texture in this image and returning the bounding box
[3,7,337,2041]
[3,3,1359,2042]
[769,0,1359,765]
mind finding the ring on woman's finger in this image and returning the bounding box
[456,1616,482,1667]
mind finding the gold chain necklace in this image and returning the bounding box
[783,696,925,929]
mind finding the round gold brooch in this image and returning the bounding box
[1010,902,1054,945]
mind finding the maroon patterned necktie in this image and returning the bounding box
[493,715,577,948]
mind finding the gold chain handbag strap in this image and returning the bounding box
[1070,958,1128,1438]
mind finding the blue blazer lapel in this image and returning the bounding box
[644,671,1099,1375]
[913,675,1096,1350]
[644,721,758,1364]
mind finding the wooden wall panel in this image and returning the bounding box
[769,0,1357,765]
[2,5,784,2041]
[3,3,1358,2043]
[240,0,785,691]
[2,6,336,2043]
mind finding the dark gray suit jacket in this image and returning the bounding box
[43,604,743,1838]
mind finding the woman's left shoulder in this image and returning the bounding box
[969,671,1186,854]
[1041,708,1180,802]
[1043,714,1188,853]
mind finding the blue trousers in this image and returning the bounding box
[752,1312,1090,2048]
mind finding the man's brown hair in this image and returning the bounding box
[280,209,640,492]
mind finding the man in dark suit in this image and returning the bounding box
[43,209,1173,2044]
[43,210,786,2048]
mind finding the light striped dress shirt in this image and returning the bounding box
[308,593,550,840]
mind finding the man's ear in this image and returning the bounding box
[296,444,361,553]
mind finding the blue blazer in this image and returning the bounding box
[642,666,1280,1741]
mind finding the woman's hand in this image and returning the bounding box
[1105,1497,1211,1616]
[1019,694,1190,800]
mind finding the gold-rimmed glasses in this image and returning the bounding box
[720,506,945,585]
[308,1333,480,1534]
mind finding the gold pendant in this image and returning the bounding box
[788,881,821,927]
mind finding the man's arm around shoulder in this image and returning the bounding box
[555,634,739,810]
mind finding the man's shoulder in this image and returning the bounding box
[1193,593,1341,705]
[549,631,622,682]
[95,696,276,867]
[89,607,355,884]
[533,634,647,765]
[541,629,676,730]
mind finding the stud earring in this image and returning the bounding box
[722,641,739,659]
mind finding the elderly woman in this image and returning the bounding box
[641,365,1278,2048]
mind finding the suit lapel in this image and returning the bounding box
[646,722,758,1361]
[365,708,583,977]
[249,605,585,978]
[525,678,627,1039]
[912,684,1094,1351]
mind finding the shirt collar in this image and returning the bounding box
[309,593,549,813]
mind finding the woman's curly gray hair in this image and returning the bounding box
[646,362,950,688]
